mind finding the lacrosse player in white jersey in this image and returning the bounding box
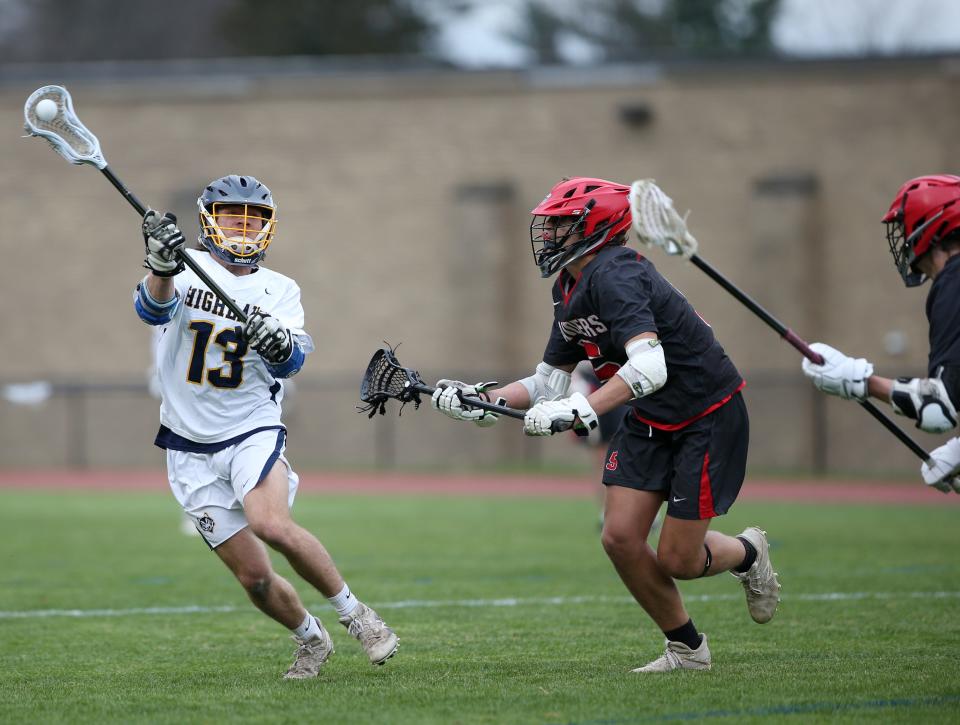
[134,174,398,679]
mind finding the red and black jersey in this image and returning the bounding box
[926,254,960,397]
[542,245,743,430]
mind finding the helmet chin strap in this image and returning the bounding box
[558,230,611,270]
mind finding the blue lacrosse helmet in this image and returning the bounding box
[197,175,277,266]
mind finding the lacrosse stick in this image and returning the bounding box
[23,85,249,323]
[359,347,578,433]
[629,179,931,463]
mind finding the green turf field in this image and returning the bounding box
[1,488,959,724]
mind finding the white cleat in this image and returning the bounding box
[283,619,335,679]
[732,526,781,624]
[340,602,399,665]
[631,634,711,673]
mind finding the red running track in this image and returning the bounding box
[0,469,956,506]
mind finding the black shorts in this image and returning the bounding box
[601,392,749,520]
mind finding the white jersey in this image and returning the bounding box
[152,249,314,445]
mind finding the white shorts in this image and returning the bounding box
[166,428,299,548]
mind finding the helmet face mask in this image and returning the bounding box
[198,175,276,266]
[530,177,632,278]
[530,202,596,277]
[884,212,925,287]
[882,175,960,287]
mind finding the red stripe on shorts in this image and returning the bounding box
[699,452,717,519]
[633,380,746,432]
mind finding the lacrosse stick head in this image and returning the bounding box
[24,85,107,169]
[629,179,698,258]
[358,346,426,418]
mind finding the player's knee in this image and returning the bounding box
[249,519,294,549]
[657,548,701,580]
[600,524,643,560]
[238,571,273,599]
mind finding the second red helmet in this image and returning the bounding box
[883,174,960,286]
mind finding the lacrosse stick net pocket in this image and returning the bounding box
[629,179,698,257]
[24,85,106,168]
[358,346,426,417]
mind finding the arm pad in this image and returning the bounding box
[134,277,180,325]
[518,362,572,405]
[616,338,667,398]
[891,373,957,433]
[265,335,307,378]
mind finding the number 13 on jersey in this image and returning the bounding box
[187,321,248,388]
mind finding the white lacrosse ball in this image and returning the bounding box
[36,99,57,121]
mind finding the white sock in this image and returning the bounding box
[328,583,360,618]
[291,612,322,641]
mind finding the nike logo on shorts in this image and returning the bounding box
[671,495,686,503]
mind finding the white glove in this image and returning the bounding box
[431,380,501,427]
[142,210,185,277]
[801,343,874,401]
[920,438,960,494]
[242,311,293,364]
[524,391,599,437]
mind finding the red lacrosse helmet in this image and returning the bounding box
[530,177,632,277]
[882,174,960,286]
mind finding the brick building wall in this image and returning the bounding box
[2,56,958,473]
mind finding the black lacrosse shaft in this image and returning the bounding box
[687,253,930,462]
[101,166,249,323]
[411,382,573,434]
[101,165,148,216]
[409,382,526,420]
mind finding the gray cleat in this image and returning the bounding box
[283,619,334,679]
[632,634,711,673]
[340,602,399,665]
[732,526,781,624]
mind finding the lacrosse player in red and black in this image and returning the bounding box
[431,177,780,673]
[802,174,960,494]
[134,174,398,679]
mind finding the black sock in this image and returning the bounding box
[734,536,757,573]
[663,618,702,650]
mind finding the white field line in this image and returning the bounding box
[1,591,959,620]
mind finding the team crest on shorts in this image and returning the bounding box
[198,513,215,533]
[605,451,619,471]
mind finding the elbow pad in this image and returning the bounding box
[891,374,957,433]
[518,362,572,404]
[616,338,667,398]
